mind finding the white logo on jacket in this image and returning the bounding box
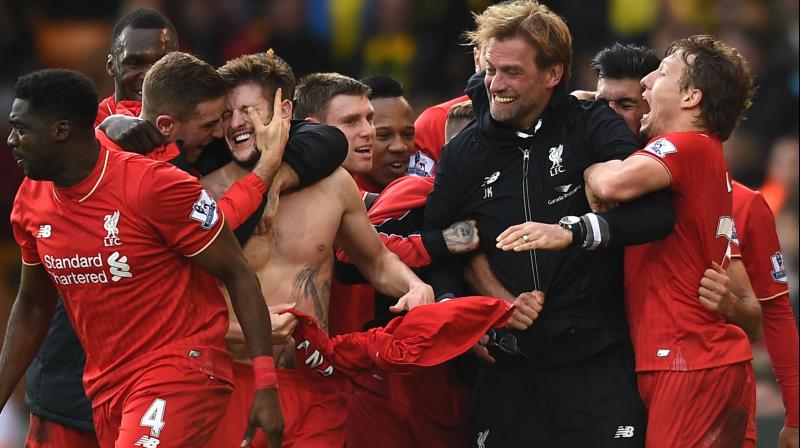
[549,144,565,176]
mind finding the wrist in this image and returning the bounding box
[252,355,279,390]
[558,216,585,247]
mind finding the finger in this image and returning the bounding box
[698,286,720,303]
[711,261,724,273]
[697,295,718,311]
[269,302,297,313]
[496,229,526,246]
[472,344,496,363]
[531,290,545,304]
[246,106,268,132]
[266,432,281,448]
[496,225,524,242]
[510,312,534,328]
[272,88,283,122]
[389,297,408,313]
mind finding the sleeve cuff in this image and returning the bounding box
[241,173,268,195]
[422,230,450,262]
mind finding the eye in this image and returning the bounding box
[376,132,390,140]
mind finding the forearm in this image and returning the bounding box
[223,268,274,358]
[0,296,55,406]
[271,164,300,193]
[464,252,515,303]
[762,297,799,427]
[723,293,763,341]
[593,189,675,248]
[361,249,424,298]
[584,160,625,201]
[219,173,267,230]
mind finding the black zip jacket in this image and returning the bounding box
[424,73,674,368]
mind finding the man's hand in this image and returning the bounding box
[388,281,435,313]
[270,303,298,345]
[99,114,163,154]
[698,262,736,318]
[584,182,617,212]
[248,88,290,182]
[443,219,480,254]
[496,222,571,252]
[505,291,545,330]
[778,426,799,448]
[242,388,283,448]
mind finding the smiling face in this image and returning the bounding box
[320,94,375,175]
[8,99,58,180]
[107,27,177,102]
[222,82,271,168]
[364,96,415,189]
[483,36,560,130]
[640,52,689,140]
[596,77,649,140]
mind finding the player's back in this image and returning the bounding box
[12,146,232,405]
[623,132,751,372]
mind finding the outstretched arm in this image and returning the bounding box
[0,264,58,409]
[333,171,434,312]
[584,155,671,203]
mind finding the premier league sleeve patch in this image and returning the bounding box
[190,190,219,230]
[643,138,677,158]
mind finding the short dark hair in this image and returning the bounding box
[142,52,227,121]
[293,72,371,120]
[360,74,404,100]
[14,69,98,130]
[667,35,755,141]
[110,8,177,56]
[218,49,296,104]
[591,43,660,80]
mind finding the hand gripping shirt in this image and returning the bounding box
[11,143,233,406]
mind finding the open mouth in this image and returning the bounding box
[354,146,371,155]
[233,132,252,144]
[493,94,517,104]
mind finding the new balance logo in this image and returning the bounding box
[134,435,160,447]
[614,426,635,438]
[107,251,133,282]
[37,225,52,238]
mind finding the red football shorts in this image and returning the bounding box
[92,362,232,447]
[208,363,347,448]
[345,381,469,448]
[25,414,100,448]
[637,362,755,448]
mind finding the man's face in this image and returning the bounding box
[107,27,177,102]
[172,96,225,163]
[320,94,374,175]
[640,52,686,140]
[366,96,415,188]
[484,36,555,130]
[596,77,649,140]
[223,82,272,168]
[7,99,58,180]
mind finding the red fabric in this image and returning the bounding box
[731,181,790,300]
[95,128,179,162]
[413,95,468,163]
[95,95,117,127]
[93,362,232,447]
[337,176,434,268]
[762,297,800,427]
[25,414,99,448]
[11,144,233,406]
[252,356,278,390]
[327,279,374,337]
[216,172,267,230]
[624,132,751,372]
[637,362,754,448]
[288,296,512,383]
[345,385,468,448]
[208,363,347,448]
[354,175,383,194]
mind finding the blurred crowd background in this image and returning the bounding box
[0,0,797,446]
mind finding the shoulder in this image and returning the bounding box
[732,181,757,206]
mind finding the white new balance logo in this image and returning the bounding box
[37,225,51,238]
[614,426,635,438]
[134,435,160,447]
[107,251,133,282]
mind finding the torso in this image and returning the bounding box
[202,164,348,367]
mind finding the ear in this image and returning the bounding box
[53,120,72,142]
[106,54,115,77]
[681,88,702,110]
[154,115,176,138]
[280,99,292,120]
[546,63,564,89]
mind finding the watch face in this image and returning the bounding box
[560,216,580,226]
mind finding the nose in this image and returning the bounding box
[641,70,656,92]
[359,119,375,140]
[386,135,409,154]
[230,109,248,131]
[7,129,18,149]
[487,72,504,93]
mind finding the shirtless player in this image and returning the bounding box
[203,52,433,448]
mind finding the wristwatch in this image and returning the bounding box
[559,216,584,246]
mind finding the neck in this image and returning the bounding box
[54,135,101,188]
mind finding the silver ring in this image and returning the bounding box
[522,234,530,243]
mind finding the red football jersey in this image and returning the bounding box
[730,181,789,300]
[410,95,468,176]
[11,143,233,406]
[624,132,751,372]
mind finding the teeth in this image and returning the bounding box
[355,146,371,153]
[494,95,516,104]
[234,133,252,143]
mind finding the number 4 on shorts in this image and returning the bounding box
[140,398,166,438]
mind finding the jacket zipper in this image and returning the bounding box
[519,146,541,291]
